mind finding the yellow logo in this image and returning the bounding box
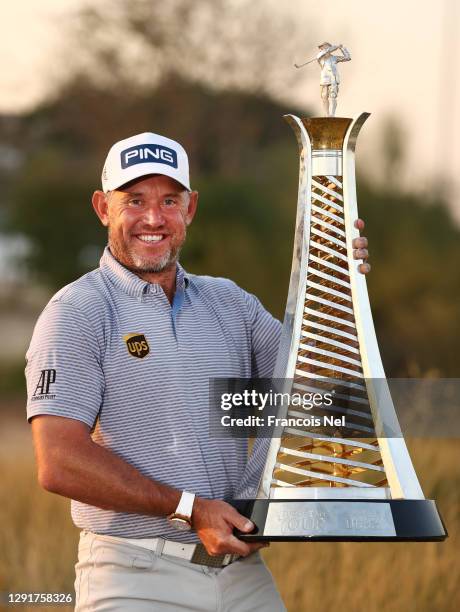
[123,333,150,359]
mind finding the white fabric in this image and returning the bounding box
[101,131,191,192]
[75,531,286,611]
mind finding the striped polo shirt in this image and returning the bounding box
[25,247,281,542]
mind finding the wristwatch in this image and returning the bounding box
[167,491,196,531]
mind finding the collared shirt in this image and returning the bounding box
[25,247,281,542]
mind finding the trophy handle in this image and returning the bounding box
[257,114,313,499]
[342,114,424,500]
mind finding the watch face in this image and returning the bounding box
[169,517,192,531]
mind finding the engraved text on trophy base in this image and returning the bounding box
[264,501,396,537]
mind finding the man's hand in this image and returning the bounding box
[353,218,370,274]
[192,498,268,557]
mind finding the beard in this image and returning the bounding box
[108,226,183,274]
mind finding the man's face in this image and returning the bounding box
[93,174,198,275]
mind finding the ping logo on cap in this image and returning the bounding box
[120,144,178,169]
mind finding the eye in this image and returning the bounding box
[128,198,143,207]
[163,198,177,207]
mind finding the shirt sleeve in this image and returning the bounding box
[25,299,104,427]
[242,291,282,379]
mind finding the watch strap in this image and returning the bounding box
[175,491,195,519]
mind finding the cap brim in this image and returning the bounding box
[104,164,191,193]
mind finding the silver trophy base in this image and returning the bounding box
[232,499,447,541]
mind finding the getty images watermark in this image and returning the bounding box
[216,385,344,432]
[210,377,460,439]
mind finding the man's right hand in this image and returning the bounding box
[192,497,268,557]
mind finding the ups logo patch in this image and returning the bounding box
[123,333,150,359]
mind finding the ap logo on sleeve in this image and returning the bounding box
[32,369,57,401]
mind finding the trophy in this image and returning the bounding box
[235,43,447,541]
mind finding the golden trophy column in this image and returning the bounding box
[235,114,447,541]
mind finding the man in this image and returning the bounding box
[26,132,370,611]
[316,42,351,117]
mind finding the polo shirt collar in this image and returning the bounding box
[100,246,189,300]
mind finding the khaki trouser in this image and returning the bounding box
[74,531,286,611]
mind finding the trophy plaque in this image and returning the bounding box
[234,44,447,542]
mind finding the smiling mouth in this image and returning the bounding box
[135,234,167,244]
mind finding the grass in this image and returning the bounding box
[264,438,459,611]
[0,411,458,611]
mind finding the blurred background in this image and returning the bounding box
[0,1,458,610]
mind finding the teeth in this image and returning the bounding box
[137,235,164,242]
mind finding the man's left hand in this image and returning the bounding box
[353,218,370,274]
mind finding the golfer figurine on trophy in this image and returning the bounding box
[235,44,447,541]
[295,42,351,117]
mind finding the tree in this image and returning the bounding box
[1,0,459,377]
[70,0,306,101]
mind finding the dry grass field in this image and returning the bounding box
[0,411,458,612]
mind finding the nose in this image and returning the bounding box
[142,202,165,227]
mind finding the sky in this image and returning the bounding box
[0,0,459,215]
[292,0,460,208]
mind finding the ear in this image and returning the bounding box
[184,191,199,226]
[92,190,110,226]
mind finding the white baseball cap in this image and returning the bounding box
[101,132,191,193]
